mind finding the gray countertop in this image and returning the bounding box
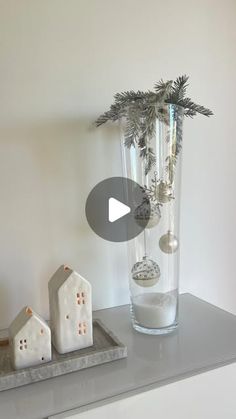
[1,293,236,419]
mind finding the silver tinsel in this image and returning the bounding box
[134,201,161,229]
[159,231,179,254]
[131,257,161,287]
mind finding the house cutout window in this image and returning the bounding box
[77,292,86,305]
[19,339,27,350]
[78,322,87,335]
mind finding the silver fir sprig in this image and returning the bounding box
[95,75,213,174]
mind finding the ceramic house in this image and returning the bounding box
[9,306,52,370]
[48,265,93,354]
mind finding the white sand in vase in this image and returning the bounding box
[132,292,177,329]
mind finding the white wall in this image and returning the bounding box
[0,0,235,328]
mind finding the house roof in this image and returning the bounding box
[48,265,88,293]
[9,306,48,338]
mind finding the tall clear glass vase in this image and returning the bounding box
[120,104,184,335]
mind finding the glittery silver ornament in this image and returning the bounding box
[159,231,179,254]
[134,201,161,229]
[156,181,173,203]
[131,257,161,287]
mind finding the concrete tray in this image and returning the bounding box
[0,319,127,391]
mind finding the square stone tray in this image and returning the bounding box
[0,319,127,392]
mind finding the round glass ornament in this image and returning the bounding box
[159,231,179,254]
[131,256,160,287]
[134,201,161,229]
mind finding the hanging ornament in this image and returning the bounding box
[134,201,161,229]
[159,231,179,254]
[155,181,173,203]
[131,256,161,287]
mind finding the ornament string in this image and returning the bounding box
[143,229,147,258]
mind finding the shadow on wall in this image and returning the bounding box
[0,118,127,327]
[0,282,10,328]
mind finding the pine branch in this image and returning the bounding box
[95,103,124,126]
[144,104,156,138]
[138,135,147,154]
[114,90,146,106]
[145,147,156,175]
[154,79,173,99]
[156,105,170,125]
[178,97,213,117]
[173,106,184,156]
[168,75,189,102]
[95,75,213,174]
[123,108,141,148]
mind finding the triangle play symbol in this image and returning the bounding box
[108,198,131,223]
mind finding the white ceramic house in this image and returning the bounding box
[48,265,93,354]
[9,306,52,370]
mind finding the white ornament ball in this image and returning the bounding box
[156,181,173,203]
[134,201,161,229]
[159,231,179,254]
[131,257,161,287]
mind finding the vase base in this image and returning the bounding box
[130,292,178,335]
[132,321,178,335]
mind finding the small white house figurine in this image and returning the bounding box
[9,306,52,370]
[48,265,93,354]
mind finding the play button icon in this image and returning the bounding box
[85,177,150,242]
[108,198,131,223]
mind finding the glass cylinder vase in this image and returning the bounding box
[120,104,184,335]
